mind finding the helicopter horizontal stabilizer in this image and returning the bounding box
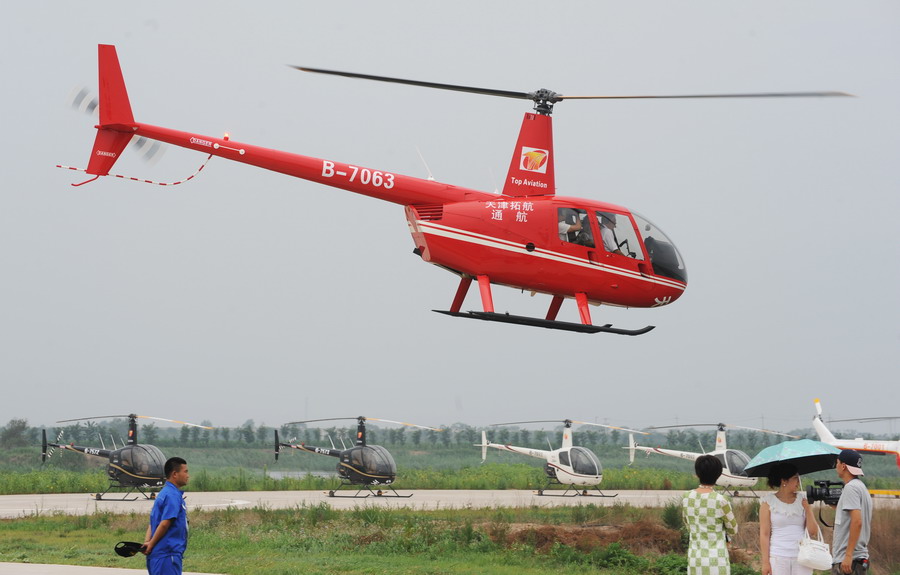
[434,310,654,336]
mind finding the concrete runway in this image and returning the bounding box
[3,488,899,519]
[0,488,690,519]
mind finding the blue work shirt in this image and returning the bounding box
[149,481,188,557]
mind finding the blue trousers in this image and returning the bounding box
[147,553,182,575]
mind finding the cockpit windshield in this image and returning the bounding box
[363,445,397,476]
[726,450,751,477]
[631,211,687,283]
[569,446,602,476]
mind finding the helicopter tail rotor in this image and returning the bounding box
[274,429,280,462]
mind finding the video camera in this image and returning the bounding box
[806,480,843,505]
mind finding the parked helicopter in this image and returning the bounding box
[478,419,648,496]
[626,423,797,495]
[41,414,212,500]
[274,416,440,497]
[812,399,900,469]
[59,45,847,335]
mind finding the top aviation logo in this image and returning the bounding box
[519,147,548,173]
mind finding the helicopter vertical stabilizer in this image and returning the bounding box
[812,399,840,444]
[501,113,555,197]
[84,44,136,178]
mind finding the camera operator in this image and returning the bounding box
[831,450,871,574]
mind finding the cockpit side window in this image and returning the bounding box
[557,208,594,247]
[596,211,644,260]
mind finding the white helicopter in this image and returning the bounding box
[812,399,900,470]
[478,419,648,497]
[626,423,797,494]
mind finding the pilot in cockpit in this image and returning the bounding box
[599,212,624,256]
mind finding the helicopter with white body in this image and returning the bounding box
[478,419,647,496]
[626,423,797,494]
[812,399,900,470]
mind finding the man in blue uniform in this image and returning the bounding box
[142,457,189,575]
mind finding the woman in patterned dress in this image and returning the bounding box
[683,454,739,575]
[759,462,818,575]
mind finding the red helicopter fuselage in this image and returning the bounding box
[69,45,687,334]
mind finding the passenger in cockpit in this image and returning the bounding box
[558,208,582,241]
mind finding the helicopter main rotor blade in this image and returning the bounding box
[569,420,649,435]
[137,416,213,430]
[57,414,212,429]
[291,66,531,101]
[490,420,561,426]
[292,67,852,102]
[829,416,900,423]
[647,423,716,430]
[284,417,355,425]
[562,91,851,100]
[365,417,442,431]
[57,415,132,423]
[647,422,797,437]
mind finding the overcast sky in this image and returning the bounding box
[2,2,898,436]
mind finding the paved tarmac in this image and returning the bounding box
[0,488,688,519]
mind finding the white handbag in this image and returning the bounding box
[797,529,832,571]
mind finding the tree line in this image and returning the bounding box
[0,417,860,452]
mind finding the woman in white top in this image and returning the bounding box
[759,462,818,575]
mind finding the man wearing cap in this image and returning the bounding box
[598,212,624,255]
[142,456,190,575]
[831,449,871,574]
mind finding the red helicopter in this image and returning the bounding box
[62,45,846,335]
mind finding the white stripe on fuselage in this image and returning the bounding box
[419,221,687,292]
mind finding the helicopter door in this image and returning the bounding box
[596,211,645,260]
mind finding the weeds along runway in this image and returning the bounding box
[2,489,900,519]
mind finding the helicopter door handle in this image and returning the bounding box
[587,250,599,264]
[638,262,651,276]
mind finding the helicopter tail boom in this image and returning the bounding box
[72,45,497,209]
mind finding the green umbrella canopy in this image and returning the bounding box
[745,439,841,477]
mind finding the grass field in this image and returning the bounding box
[2,502,899,575]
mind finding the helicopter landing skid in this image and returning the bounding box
[92,485,156,501]
[536,486,617,498]
[434,310,654,336]
[327,485,412,498]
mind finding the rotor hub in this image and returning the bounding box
[528,89,562,115]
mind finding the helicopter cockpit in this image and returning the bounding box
[111,444,166,482]
[560,446,603,477]
[344,445,397,478]
[713,450,751,477]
